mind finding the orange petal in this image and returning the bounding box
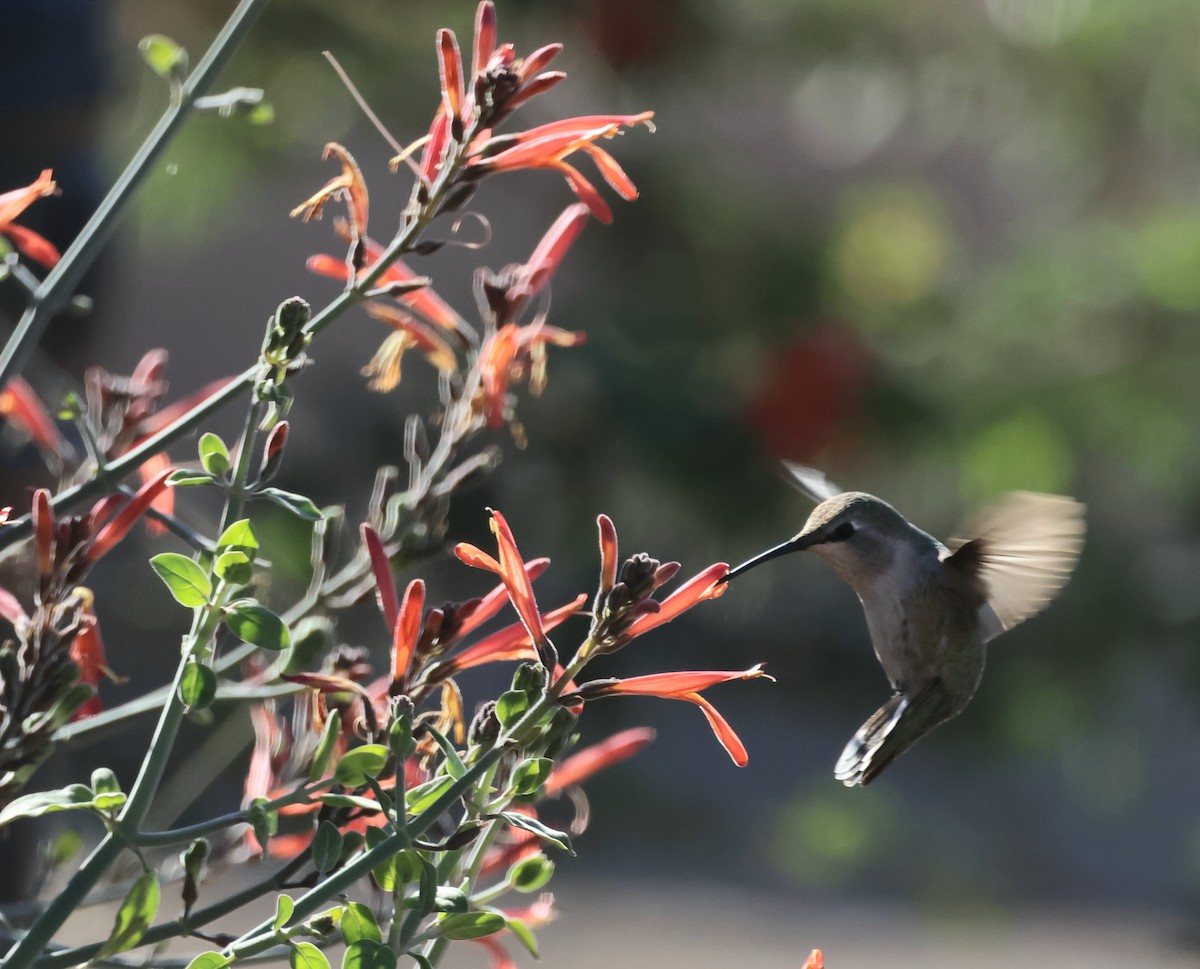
[551,161,612,224]
[1,223,60,268]
[584,665,768,699]
[392,578,425,685]
[442,594,586,673]
[622,562,729,639]
[488,509,545,644]
[455,557,551,639]
[579,143,638,201]
[0,169,56,224]
[138,452,173,537]
[87,464,175,561]
[32,488,55,579]
[683,692,749,767]
[472,1,496,78]
[0,377,66,456]
[454,542,503,573]
[437,28,465,121]
[596,514,618,595]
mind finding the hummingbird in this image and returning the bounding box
[724,463,1085,786]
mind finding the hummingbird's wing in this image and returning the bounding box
[946,491,1085,641]
[780,461,844,503]
[834,679,958,786]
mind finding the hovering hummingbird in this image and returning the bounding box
[725,463,1085,786]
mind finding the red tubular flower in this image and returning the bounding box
[0,378,67,457]
[545,726,654,795]
[437,595,587,675]
[86,464,176,562]
[803,950,824,969]
[455,510,542,641]
[391,578,426,688]
[476,323,585,427]
[0,169,60,268]
[290,143,369,243]
[568,666,770,767]
[472,1,496,77]
[137,452,173,537]
[362,523,400,630]
[596,514,618,596]
[438,28,466,122]
[621,562,729,641]
[68,592,120,720]
[456,557,550,640]
[468,113,654,223]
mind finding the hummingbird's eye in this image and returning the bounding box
[827,521,856,543]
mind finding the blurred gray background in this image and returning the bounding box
[5,0,1200,964]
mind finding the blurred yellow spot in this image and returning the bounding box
[833,188,949,310]
[962,412,1074,501]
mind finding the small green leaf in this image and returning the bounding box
[0,784,96,826]
[247,800,275,859]
[309,711,342,781]
[422,722,465,780]
[339,902,381,945]
[312,821,343,875]
[314,794,383,811]
[184,953,230,969]
[150,553,212,607]
[225,601,290,650]
[198,432,231,475]
[333,745,388,787]
[214,550,252,585]
[259,487,323,521]
[289,941,330,969]
[511,757,552,797]
[169,470,215,487]
[436,912,506,941]
[495,690,529,727]
[500,811,573,854]
[179,660,217,710]
[46,829,83,866]
[506,917,540,958]
[274,893,295,931]
[404,776,455,815]
[91,791,127,812]
[139,34,188,79]
[217,519,259,552]
[510,854,554,893]
[342,940,397,969]
[388,717,414,760]
[90,767,121,796]
[97,870,159,958]
[431,888,468,913]
[248,102,275,125]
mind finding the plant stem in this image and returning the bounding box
[0,0,270,393]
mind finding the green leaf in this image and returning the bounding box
[404,776,455,815]
[314,794,383,812]
[431,888,468,913]
[139,34,188,79]
[500,811,573,854]
[215,550,252,585]
[511,757,553,797]
[91,791,127,812]
[248,102,275,125]
[0,784,96,826]
[168,470,216,487]
[225,601,290,650]
[506,917,540,958]
[309,711,342,781]
[436,912,506,941]
[184,953,230,969]
[247,800,275,859]
[274,893,295,931]
[341,940,396,969]
[150,553,212,607]
[179,660,217,710]
[260,487,323,521]
[312,821,343,875]
[198,432,231,475]
[90,767,121,796]
[333,745,388,787]
[285,617,333,677]
[97,870,159,958]
[217,518,259,552]
[422,722,465,780]
[290,942,330,969]
[339,902,381,945]
[495,690,529,727]
[510,854,554,893]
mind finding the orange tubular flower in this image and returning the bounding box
[621,562,729,642]
[391,578,426,689]
[455,557,550,640]
[438,28,466,123]
[290,143,369,244]
[803,950,824,969]
[567,666,771,767]
[0,377,67,458]
[361,304,459,391]
[455,509,561,669]
[0,169,60,268]
[436,595,587,676]
[544,726,654,795]
[68,591,121,720]
[468,113,654,223]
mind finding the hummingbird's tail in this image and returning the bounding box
[834,679,957,786]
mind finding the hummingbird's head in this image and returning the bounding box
[725,491,919,588]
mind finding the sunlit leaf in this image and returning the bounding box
[150,553,212,607]
[97,870,159,958]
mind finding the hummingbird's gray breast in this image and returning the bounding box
[857,547,987,703]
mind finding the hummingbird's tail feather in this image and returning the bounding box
[835,679,957,786]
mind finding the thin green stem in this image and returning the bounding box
[0,0,270,392]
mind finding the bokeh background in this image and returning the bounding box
[6,0,1200,964]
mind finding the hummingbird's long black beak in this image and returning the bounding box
[722,533,816,583]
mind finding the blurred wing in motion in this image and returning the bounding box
[947,491,1086,640]
[780,461,844,503]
